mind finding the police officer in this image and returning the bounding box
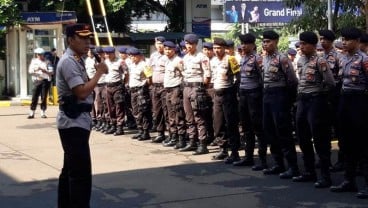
[150,36,169,143]
[330,27,368,199]
[261,30,300,179]
[128,47,152,141]
[103,46,127,136]
[209,37,241,163]
[160,41,186,148]
[318,29,344,172]
[117,46,137,130]
[291,31,335,188]
[233,34,267,171]
[180,33,212,155]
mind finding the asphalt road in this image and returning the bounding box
[0,106,366,208]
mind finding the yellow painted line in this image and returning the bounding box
[0,101,11,107]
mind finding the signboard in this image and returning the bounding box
[192,0,211,37]
[21,12,77,24]
[224,0,302,23]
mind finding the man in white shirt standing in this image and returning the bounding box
[27,47,53,119]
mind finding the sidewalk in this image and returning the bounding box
[0,106,366,208]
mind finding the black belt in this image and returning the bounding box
[341,89,367,95]
[130,86,143,93]
[215,87,235,96]
[152,83,164,88]
[165,85,180,92]
[239,87,262,94]
[297,92,326,100]
[263,86,287,94]
[106,81,122,87]
[59,103,92,113]
[184,82,204,87]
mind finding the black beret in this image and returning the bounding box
[127,47,141,55]
[319,29,336,41]
[263,30,279,40]
[295,41,300,48]
[203,42,213,49]
[95,46,104,53]
[117,46,128,53]
[341,27,362,40]
[102,46,115,53]
[155,36,166,43]
[360,33,368,44]
[213,37,227,47]
[163,41,176,48]
[184,34,199,44]
[65,23,93,38]
[225,40,234,47]
[299,31,318,45]
[287,48,297,55]
[239,34,256,44]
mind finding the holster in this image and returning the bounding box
[59,95,92,119]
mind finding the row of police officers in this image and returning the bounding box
[85,27,368,199]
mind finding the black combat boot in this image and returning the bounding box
[179,139,197,152]
[138,130,150,141]
[102,123,111,133]
[105,124,116,135]
[113,126,125,136]
[163,134,178,147]
[212,148,229,160]
[96,121,106,132]
[131,129,143,139]
[193,140,209,155]
[93,120,102,130]
[224,151,241,164]
[233,153,255,166]
[152,131,166,143]
[252,157,268,171]
[174,135,186,149]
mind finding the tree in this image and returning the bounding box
[284,0,367,33]
[0,0,22,26]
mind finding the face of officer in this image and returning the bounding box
[164,46,176,59]
[262,38,278,54]
[213,45,225,59]
[225,47,235,56]
[155,41,164,53]
[241,43,254,56]
[299,41,316,57]
[342,37,360,54]
[202,47,214,59]
[185,42,197,55]
[319,36,333,51]
[68,35,91,57]
[105,52,116,61]
[119,52,128,60]
[131,54,142,64]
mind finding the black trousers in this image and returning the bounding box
[58,127,92,208]
[30,79,50,111]
[296,94,331,178]
[263,88,298,170]
[338,93,368,183]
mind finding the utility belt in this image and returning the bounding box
[152,83,164,88]
[165,85,181,92]
[215,87,235,96]
[263,86,287,94]
[184,82,205,88]
[106,81,122,88]
[59,95,92,119]
[297,92,326,100]
[130,86,144,93]
[239,87,262,94]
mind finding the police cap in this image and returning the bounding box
[318,29,336,41]
[65,23,93,38]
[225,40,234,47]
[239,34,256,44]
[299,31,318,45]
[155,36,166,43]
[89,44,95,49]
[262,30,279,40]
[341,27,362,40]
[102,46,115,53]
[287,48,297,56]
[203,42,213,49]
[95,46,104,53]
[295,41,300,48]
[213,38,227,47]
[128,47,141,55]
[184,34,199,44]
[163,41,176,48]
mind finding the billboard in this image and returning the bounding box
[192,0,211,37]
[21,12,77,24]
[224,0,302,23]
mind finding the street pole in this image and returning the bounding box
[327,0,332,30]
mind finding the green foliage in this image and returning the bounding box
[0,0,22,26]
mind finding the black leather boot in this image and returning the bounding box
[233,156,255,166]
[193,141,209,155]
[102,123,111,133]
[152,131,166,143]
[113,126,125,136]
[174,135,186,149]
[105,124,116,134]
[96,121,106,132]
[138,130,151,141]
[163,134,178,147]
[179,140,197,152]
[131,129,143,139]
